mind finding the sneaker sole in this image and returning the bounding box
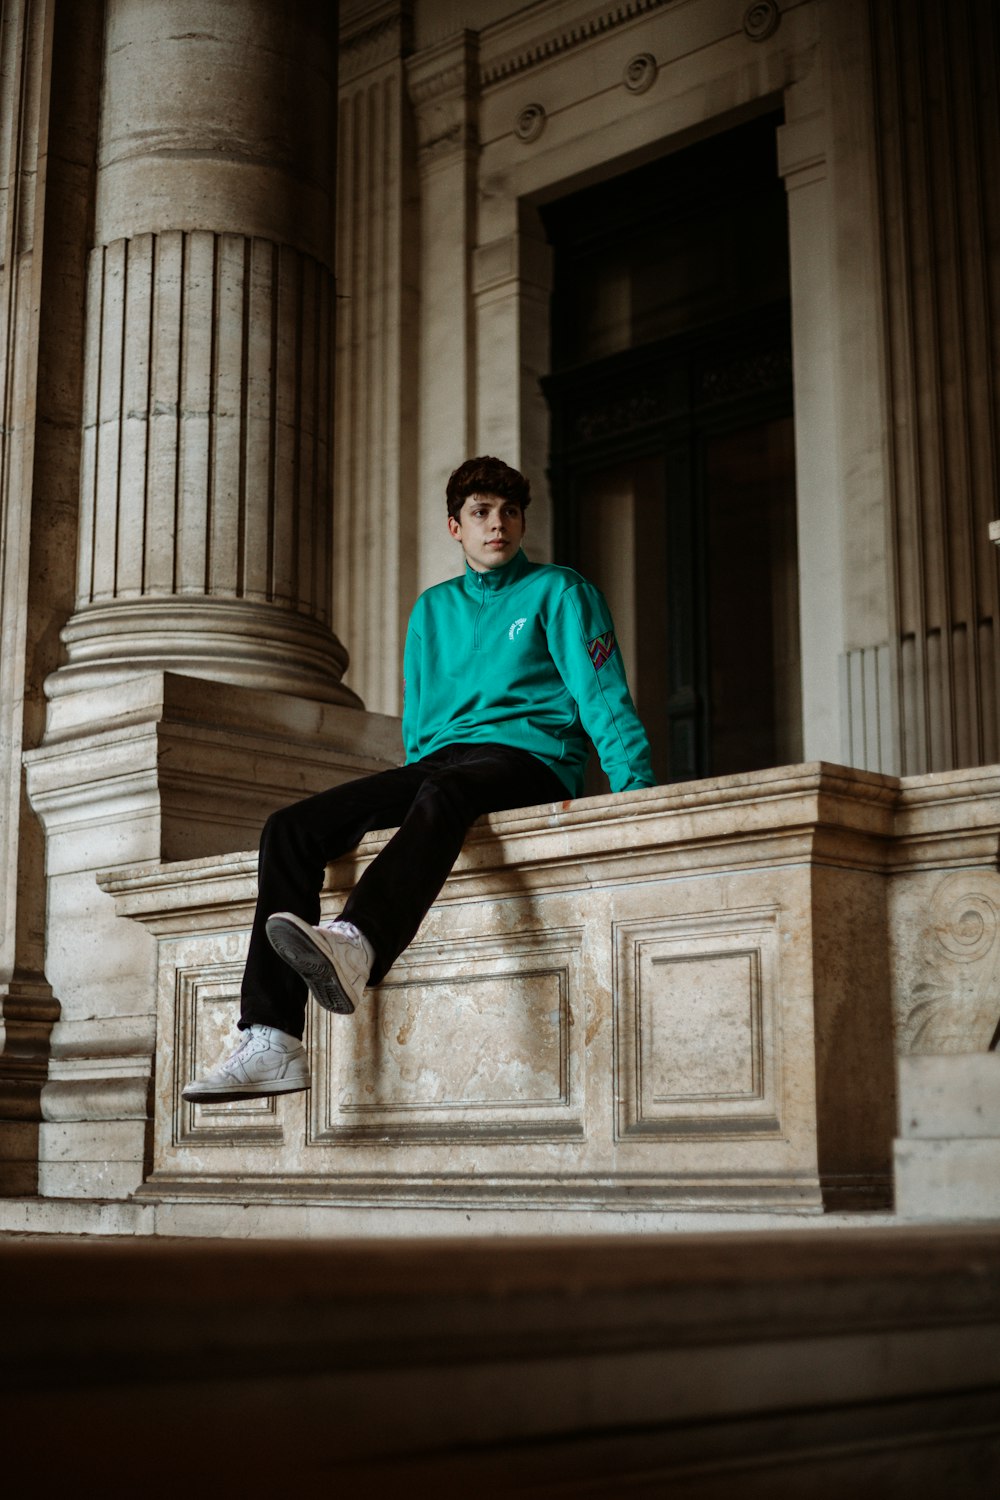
[181,1076,310,1104]
[265,914,357,1014]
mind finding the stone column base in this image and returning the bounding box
[24,671,402,1198]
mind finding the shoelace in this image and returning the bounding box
[222,1031,258,1072]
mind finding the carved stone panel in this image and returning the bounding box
[893,870,1000,1054]
[310,928,584,1144]
[174,961,285,1147]
[615,908,781,1139]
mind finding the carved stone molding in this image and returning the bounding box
[515,103,546,142]
[743,1,781,42]
[176,963,285,1147]
[54,598,356,705]
[615,909,781,1141]
[407,32,478,107]
[698,347,793,401]
[407,33,479,164]
[573,385,669,444]
[481,0,672,87]
[339,0,413,84]
[114,762,980,1215]
[899,871,1000,1054]
[311,927,583,1145]
[0,973,60,1187]
[624,52,657,93]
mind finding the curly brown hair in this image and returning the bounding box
[445,456,532,521]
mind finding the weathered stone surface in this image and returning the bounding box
[896,1139,1000,1222]
[895,1054,1000,1222]
[899,1054,1000,1139]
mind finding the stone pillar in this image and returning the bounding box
[0,0,55,1195]
[0,0,101,1194]
[870,0,1000,774]
[333,0,418,717]
[472,211,553,555]
[48,0,356,707]
[777,73,849,768]
[19,1,409,1204]
[407,32,479,593]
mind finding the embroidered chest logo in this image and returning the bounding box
[508,617,527,640]
[587,630,616,670]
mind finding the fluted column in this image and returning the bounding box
[50,0,358,706]
[334,0,418,716]
[871,0,1000,773]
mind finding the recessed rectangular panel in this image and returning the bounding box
[311,928,584,1143]
[616,909,780,1139]
[342,968,566,1109]
[646,951,760,1102]
[174,964,286,1145]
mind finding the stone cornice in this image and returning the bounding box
[479,0,673,87]
[101,763,1000,938]
[339,0,413,84]
[406,30,478,107]
[406,32,479,164]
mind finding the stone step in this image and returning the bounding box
[0,1193,899,1240]
[3,1225,999,1494]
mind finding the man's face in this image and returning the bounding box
[448,492,526,572]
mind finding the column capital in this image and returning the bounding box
[407,31,479,167]
[340,0,413,85]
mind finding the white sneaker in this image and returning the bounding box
[181,1024,309,1103]
[265,913,372,1015]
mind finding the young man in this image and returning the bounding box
[184,456,654,1102]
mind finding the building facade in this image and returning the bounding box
[1,0,998,1209]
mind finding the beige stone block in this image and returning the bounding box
[38,1159,148,1201]
[0,1196,155,1236]
[39,1120,150,1200]
[894,1138,1000,1221]
[898,1054,1000,1139]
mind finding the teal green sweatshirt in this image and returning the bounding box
[402,548,655,798]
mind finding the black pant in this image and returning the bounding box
[240,742,568,1038]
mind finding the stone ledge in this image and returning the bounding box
[0,1194,898,1239]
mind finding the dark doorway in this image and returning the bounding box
[541,112,800,788]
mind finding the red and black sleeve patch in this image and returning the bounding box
[587,629,616,670]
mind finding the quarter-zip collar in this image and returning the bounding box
[462,547,531,598]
